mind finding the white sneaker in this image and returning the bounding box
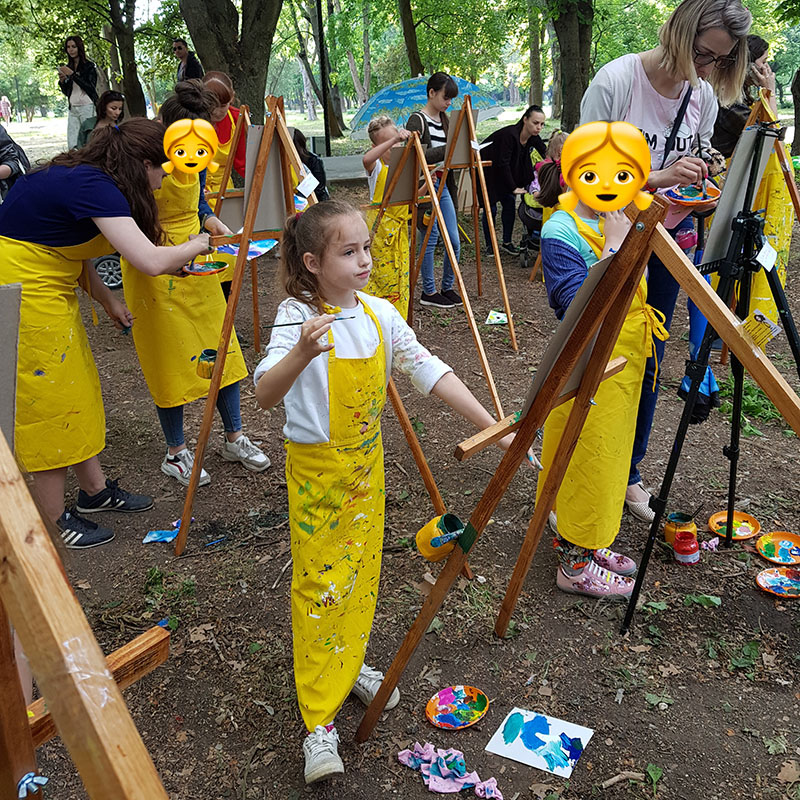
[221,434,270,472]
[161,448,210,487]
[303,725,344,784]
[548,511,558,535]
[350,663,400,710]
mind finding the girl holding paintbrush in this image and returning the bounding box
[254,200,534,784]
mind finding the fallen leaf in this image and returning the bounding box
[630,644,651,653]
[176,730,188,743]
[726,729,736,737]
[658,663,680,677]
[777,761,800,783]
[529,784,558,799]
[538,685,553,697]
[189,623,214,643]
[75,579,91,590]
[762,653,777,668]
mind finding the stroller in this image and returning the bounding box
[517,195,543,271]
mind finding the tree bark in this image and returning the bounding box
[298,56,318,119]
[180,0,283,124]
[792,67,800,157]
[333,0,367,105]
[397,0,424,76]
[551,0,592,130]
[107,0,147,116]
[528,0,542,105]
[362,0,371,97]
[549,23,562,120]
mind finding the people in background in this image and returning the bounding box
[173,38,204,83]
[76,90,125,148]
[0,126,29,202]
[292,128,329,202]
[58,35,99,149]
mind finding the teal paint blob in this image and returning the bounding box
[502,712,524,745]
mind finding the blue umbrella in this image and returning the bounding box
[349,76,503,139]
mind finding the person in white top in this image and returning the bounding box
[580,0,751,522]
[254,200,534,785]
[58,35,98,149]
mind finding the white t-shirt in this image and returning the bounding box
[253,292,452,444]
[367,160,382,202]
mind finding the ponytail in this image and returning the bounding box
[535,160,565,209]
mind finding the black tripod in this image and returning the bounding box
[622,122,800,634]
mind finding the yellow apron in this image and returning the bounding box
[207,110,237,285]
[365,161,410,318]
[286,298,387,730]
[537,212,667,550]
[121,172,247,408]
[0,233,110,471]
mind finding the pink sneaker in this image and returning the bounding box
[593,547,637,576]
[556,561,634,599]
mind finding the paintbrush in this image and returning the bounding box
[696,133,708,199]
[263,316,356,329]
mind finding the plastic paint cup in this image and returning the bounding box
[196,348,217,378]
[416,513,464,562]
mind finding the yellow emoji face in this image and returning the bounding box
[162,119,220,175]
[559,121,653,213]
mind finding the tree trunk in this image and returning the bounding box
[103,24,123,92]
[298,56,318,119]
[792,67,800,157]
[333,0,367,105]
[577,0,593,88]
[549,23,562,120]
[180,0,284,124]
[551,0,591,131]
[107,0,147,116]
[362,0,371,96]
[528,0,542,105]
[397,0,423,76]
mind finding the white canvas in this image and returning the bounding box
[485,707,593,778]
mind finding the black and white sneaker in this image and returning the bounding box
[501,241,520,255]
[76,478,154,514]
[57,509,115,549]
[441,289,463,307]
[420,292,455,309]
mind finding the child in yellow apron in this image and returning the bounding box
[362,116,411,318]
[122,82,269,486]
[254,199,534,785]
[538,204,667,599]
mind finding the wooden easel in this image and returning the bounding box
[718,89,800,365]
[0,435,172,798]
[355,195,800,742]
[426,95,518,351]
[369,132,505,418]
[174,96,315,557]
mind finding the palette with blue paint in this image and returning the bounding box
[425,685,489,730]
[485,708,593,778]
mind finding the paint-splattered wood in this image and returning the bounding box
[454,356,628,461]
[355,198,668,743]
[652,224,800,435]
[27,626,169,749]
[0,435,169,799]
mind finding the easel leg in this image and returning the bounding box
[0,604,40,798]
[250,259,261,353]
[529,251,542,283]
[408,203,417,325]
[471,166,483,297]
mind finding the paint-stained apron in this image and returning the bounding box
[365,161,410,318]
[0,233,110,471]
[121,172,247,408]
[286,298,387,730]
[207,109,237,285]
[536,211,668,550]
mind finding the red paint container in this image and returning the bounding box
[674,530,700,565]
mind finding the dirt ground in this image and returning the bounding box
[18,163,800,799]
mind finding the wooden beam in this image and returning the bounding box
[0,435,169,799]
[454,356,628,460]
[652,225,800,435]
[27,626,170,749]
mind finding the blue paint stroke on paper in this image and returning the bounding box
[559,733,584,765]
[520,714,550,751]
[539,740,570,771]
[502,711,524,745]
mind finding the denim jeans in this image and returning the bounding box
[155,381,242,448]
[421,180,459,296]
[628,215,696,486]
[482,192,517,247]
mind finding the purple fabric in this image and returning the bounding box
[398,742,503,799]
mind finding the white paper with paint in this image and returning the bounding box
[296,172,320,197]
[485,708,594,778]
[756,240,777,271]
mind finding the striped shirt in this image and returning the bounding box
[421,112,447,149]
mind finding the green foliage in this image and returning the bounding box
[683,593,722,608]
[718,374,782,437]
[646,763,664,796]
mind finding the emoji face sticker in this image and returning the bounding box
[558,121,652,213]
[162,118,220,175]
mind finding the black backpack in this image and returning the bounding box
[0,127,31,202]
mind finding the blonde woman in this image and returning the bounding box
[579,0,751,523]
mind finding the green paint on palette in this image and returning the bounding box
[472,692,488,712]
[763,541,776,557]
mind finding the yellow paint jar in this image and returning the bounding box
[664,512,697,546]
[416,513,465,562]
[196,348,217,379]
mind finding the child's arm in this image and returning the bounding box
[362,129,410,174]
[254,314,335,409]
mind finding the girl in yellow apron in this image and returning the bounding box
[253,200,533,784]
[538,202,667,599]
[122,82,269,487]
[362,117,411,318]
[0,119,215,548]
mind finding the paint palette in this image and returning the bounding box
[756,532,800,566]
[755,567,800,598]
[665,182,720,206]
[183,259,228,276]
[707,510,761,541]
[426,685,489,730]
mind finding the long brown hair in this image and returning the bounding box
[281,200,362,311]
[159,79,220,126]
[64,35,87,67]
[42,118,166,243]
[535,160,564,208]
